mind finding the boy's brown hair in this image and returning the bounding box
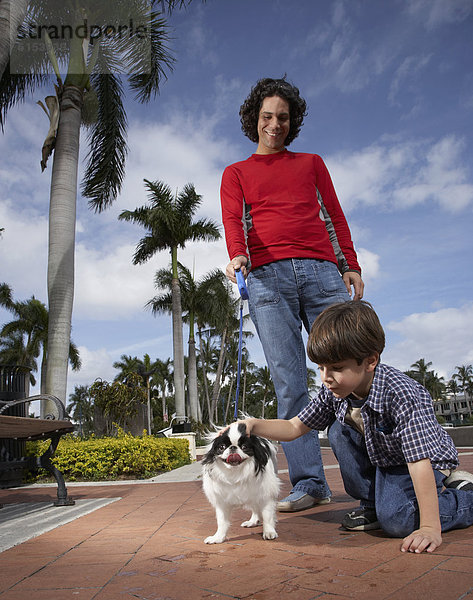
[307,301,385,365]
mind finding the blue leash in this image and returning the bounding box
[233,270,248,421]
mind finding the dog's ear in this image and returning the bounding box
[251,437,272,474]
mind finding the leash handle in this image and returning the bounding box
[235,268,249,300]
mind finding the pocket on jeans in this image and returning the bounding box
[311,261,347,297]
[248,265,280,306]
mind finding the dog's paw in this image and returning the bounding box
[262,529,278,540]
[241,518,261,528]
[204,534,227,544]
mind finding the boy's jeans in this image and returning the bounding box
[247,258,349,500]
[328,419,473,536]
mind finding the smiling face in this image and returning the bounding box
[318,356,378,400]
[256,95,290,154]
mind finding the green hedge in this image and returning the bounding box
[25,430,191,481]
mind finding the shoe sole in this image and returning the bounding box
[342,520,381,531]
[277,497,331,512]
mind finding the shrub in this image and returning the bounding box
[25,429,190,481]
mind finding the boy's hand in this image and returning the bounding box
[401,526,442,554]
[218,419,254,436]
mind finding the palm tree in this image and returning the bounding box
[255,366,275,419]
[150,357,173,423]
[1,1,194,404]
[136,353,160,434]
[447,378,460,400]
[409,358,433,388]
[307,367,319,398]
[0,0,29,83]
[0,331,38,392]
[119,179,220,418]
[0,283,80,406]
[424,371,445,402]
[148,264,230,422]
[148,263,199,421]
[194,269,236,422]
[66,384,93,436]
[453,365,473,398]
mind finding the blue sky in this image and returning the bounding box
[1,0,473,401]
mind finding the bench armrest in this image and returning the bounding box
[0,394,69,420]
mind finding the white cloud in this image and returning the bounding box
[385,303,473,379]
[68,346,116,389]
[356,247,380,284]
[327,135,473,212]
[73,237,228,321]
[388,54,432,105]
[406,0,473,30]
[103,115,238,226]
[0,199,48,299]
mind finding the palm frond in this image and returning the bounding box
[176,183,202,218]
[188,219,221,242]
[146,292,173,315]
[82,70,128,211]
[69,340,81,371]
[126,10,175,103]
[0,64,47,128]
[133,233,171,264]
[153,266,174,289]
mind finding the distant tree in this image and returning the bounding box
[424,371,445,401]
[0,283,80,404]
[89,373,147,435]
[254,366,275,419]
[113,355,140,383]
[112,353,160,433]
[120,179,220,419]
[453,365,473,398]
[409,358,433,388]
[148,263,201,421]
[307,367,319,398]
[447,378,460,400]
[67,384,93,436]
[150,358,173,423]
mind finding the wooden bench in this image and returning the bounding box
[0,395,75,506]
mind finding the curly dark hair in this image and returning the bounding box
[239,77,307,146]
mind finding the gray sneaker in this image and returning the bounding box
[277,491,331,512]
[342,507,380,531]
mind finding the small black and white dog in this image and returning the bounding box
[202,421,280,544]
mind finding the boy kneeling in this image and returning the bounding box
[239,301,473,553]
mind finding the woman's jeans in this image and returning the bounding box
[328,419,473,536]
[247,258,349,499]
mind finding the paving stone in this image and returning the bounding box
[0,446,471,600]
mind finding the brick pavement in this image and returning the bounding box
[0,446,472,599]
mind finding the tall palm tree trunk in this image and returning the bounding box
[45,84,83,410]
[188,334,200,421]
[171,247,186,418]
[197,327,212,422]
[210,327,227,423]
[0,0,29,81]
[224,377,234,424]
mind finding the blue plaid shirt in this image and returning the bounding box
[298,363,458,470]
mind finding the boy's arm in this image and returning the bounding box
[242,416,310,442]
[401,458,442,553]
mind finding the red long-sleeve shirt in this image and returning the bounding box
[220,150,361,273]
